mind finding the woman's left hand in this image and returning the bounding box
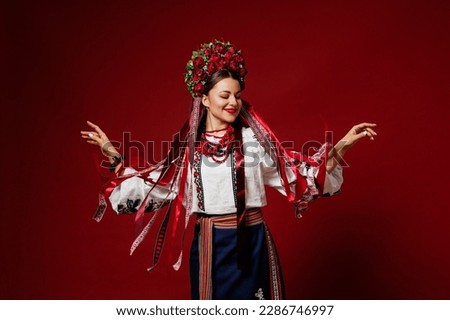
[338,122,377,149]
[327,122,377,172]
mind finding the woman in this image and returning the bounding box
[81,40,377,300]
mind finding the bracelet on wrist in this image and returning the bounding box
[109,154,125,172]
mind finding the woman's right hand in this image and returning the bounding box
[80,120,120,159]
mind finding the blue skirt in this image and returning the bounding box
[190,209,284,300]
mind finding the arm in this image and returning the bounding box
[263,122,377,203]
[108,167,174,214]
[81,120,175,214]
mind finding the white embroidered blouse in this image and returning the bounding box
[109,127,343,215]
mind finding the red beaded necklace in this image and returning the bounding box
[198,126,235,163]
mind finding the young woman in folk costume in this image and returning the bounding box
[81,40,377,300]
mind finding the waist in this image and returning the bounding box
[195,207,263,228]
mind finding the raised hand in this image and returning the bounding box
[80,120,120,158]
[327,122,378,172]
[339,122,377,148]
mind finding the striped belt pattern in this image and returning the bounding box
[196,208,263,300]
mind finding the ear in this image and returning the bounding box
[202,94,210,108]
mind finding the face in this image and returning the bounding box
[202,77,242,130]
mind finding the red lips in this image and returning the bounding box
[224,108,237,114]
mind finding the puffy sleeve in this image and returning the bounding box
[108,167,176,214]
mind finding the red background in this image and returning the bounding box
[2,0,449,299]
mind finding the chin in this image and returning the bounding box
[223,115,238,124]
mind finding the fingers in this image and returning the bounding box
[80,131,98,139]
[365,127,377,140]
[81,120,110,146]
[80,131,98,137]
[353,123,376,133]
[80,131,102,145]
[359,127,377,141]
[86,120,106,138]
[355,122,377,129]
[81,121,103,144]
[356,131,370,141]
[350,122,378,142]
[86,120,99,129]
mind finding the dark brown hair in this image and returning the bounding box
[203,69,244,96]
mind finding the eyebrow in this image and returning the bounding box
[219,90,241,94]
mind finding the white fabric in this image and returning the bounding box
[109,127,343,215]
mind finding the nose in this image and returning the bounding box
[229,95,237,106]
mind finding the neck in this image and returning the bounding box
[205,117,230,135]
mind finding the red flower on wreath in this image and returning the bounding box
[207,62,218,74]
[218,59,228,69]
[193,68,205,81]
[209,53,220,63]
[193,57,205,68]
[229,60,238,71]
[214,43,226,54]
[224,51,234,61]
[194,83,205,95]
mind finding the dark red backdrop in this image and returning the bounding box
[2,0,449,299]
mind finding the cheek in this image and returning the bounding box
[211,98,227,110]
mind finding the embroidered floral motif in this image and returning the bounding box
[118,199,141,213]
[145,199,170,212]
[193,151,205,211]
[255,288,265,300]
[117,198,170,214]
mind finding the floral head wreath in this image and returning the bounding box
[184,39,248,97]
